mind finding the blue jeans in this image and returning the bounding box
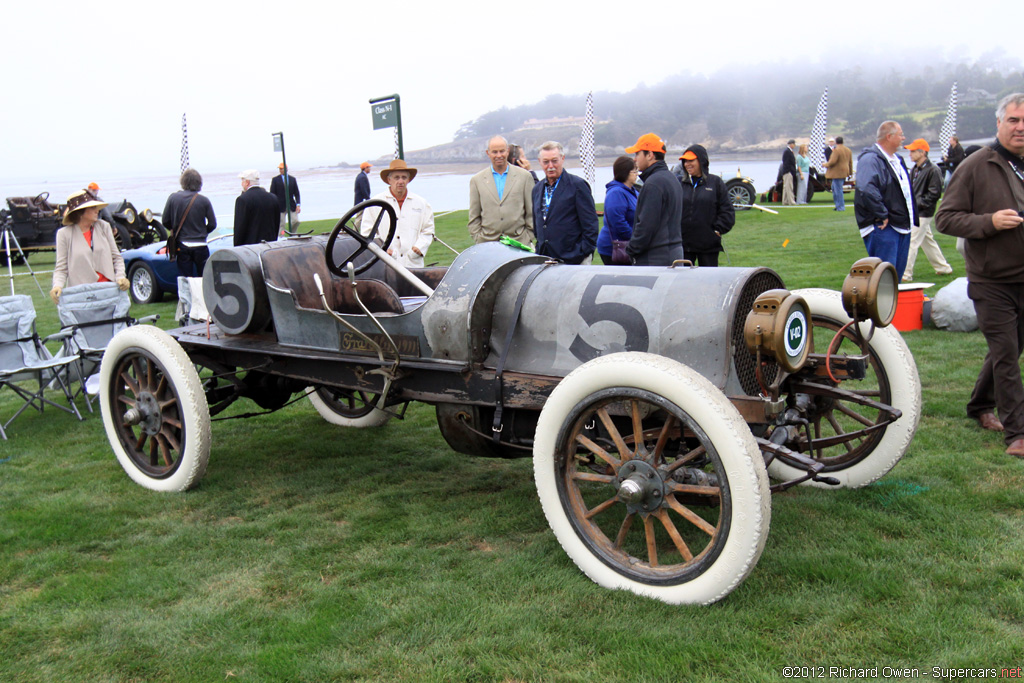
[863,226,910,279]
[831,178,845,210]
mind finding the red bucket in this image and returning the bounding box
[892,286,924,332]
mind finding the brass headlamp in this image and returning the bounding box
[743,289,812,373]
[841,257,898,327]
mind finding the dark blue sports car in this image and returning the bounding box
[123,230,233,304]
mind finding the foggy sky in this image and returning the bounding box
[0,0,1005,185]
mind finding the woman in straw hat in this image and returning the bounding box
[49,189,128,304]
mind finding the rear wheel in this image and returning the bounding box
[534,352,770,605]
[725,179,756,210]
[307,385,391,427]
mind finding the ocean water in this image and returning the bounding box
[0,159,791,228]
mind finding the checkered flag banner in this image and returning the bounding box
[809,88,828,172]
[580,92,596,188]
[939,82,958,154]
[180,113,190,174]
[394,128,400,160]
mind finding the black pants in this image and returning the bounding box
[175,245,210,278]
[686,251,719,267]
[967,281,1024,444]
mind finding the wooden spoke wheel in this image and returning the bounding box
[534,353,770,605]
[100,326,210,491]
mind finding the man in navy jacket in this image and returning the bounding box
[532,141,598,264]
[270,163,301,236]
[854,121,916,278]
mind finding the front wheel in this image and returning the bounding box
[111,222,132,251]
[533,352,770,605]
[307,385,391,427]
[100,325,211,491]
[768,288,921,488]
[128,262,162,304]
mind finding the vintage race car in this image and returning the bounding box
[98,200,920,605]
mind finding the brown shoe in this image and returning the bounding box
[977,412,1004,432]
[1006,439,1024,458]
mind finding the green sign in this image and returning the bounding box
[372,100,397,130]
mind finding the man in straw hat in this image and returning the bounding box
[233,169,280,247]
[360,159,435,268]
[50,189,127,304]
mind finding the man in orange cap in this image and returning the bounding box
[354,162,372,207]
[902,138,952,281]
[624,133,683,265]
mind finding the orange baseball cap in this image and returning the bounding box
[87,182,100,191]
[360,162,371,170]
[625,133,666,154]
[903,139,930,152]
[679,150,698,161]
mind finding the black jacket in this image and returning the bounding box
[679,145,735,253]
[780,146,797,183]
[233,186,280,246]
[910,158,943,219]
[162,190,217,243]
[628,160,683,266]
[270,174,300,212]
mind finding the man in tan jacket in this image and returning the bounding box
[468,136,534,245]
[824,135,854,211]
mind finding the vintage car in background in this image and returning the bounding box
[0,193,167,262]
[106,199,168,251]
[122,229,233,304]
[0,192,65,262]
[761,168,856,204]
[98,200,920,605]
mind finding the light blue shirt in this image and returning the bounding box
[491,166,509,200]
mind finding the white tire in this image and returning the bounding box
[770,288,921,488]
[307,386,391,427]
[100,325,211,492]
[534,352,771,605]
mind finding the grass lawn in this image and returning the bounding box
[2,195,1023,682]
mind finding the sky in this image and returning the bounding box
[0,0,1004,185]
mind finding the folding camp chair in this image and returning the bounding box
[0,294,83,439]
[54,282,157,412]
[175,276,211,327]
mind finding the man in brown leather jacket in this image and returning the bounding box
[824,136,853,211]
[936,93,1024,457]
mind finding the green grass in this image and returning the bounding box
[3,198,1023,682]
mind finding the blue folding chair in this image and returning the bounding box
[54,282,157,412]
[0,295,83,439]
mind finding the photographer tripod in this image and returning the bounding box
[3,225,47,297]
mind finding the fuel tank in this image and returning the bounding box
[485,263,784,396]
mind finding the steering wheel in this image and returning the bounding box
[33,192,49,206]
[326,199,397,277]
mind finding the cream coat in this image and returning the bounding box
[467,164,534,244]
[52,220,125,289]
[361,191,435,268]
